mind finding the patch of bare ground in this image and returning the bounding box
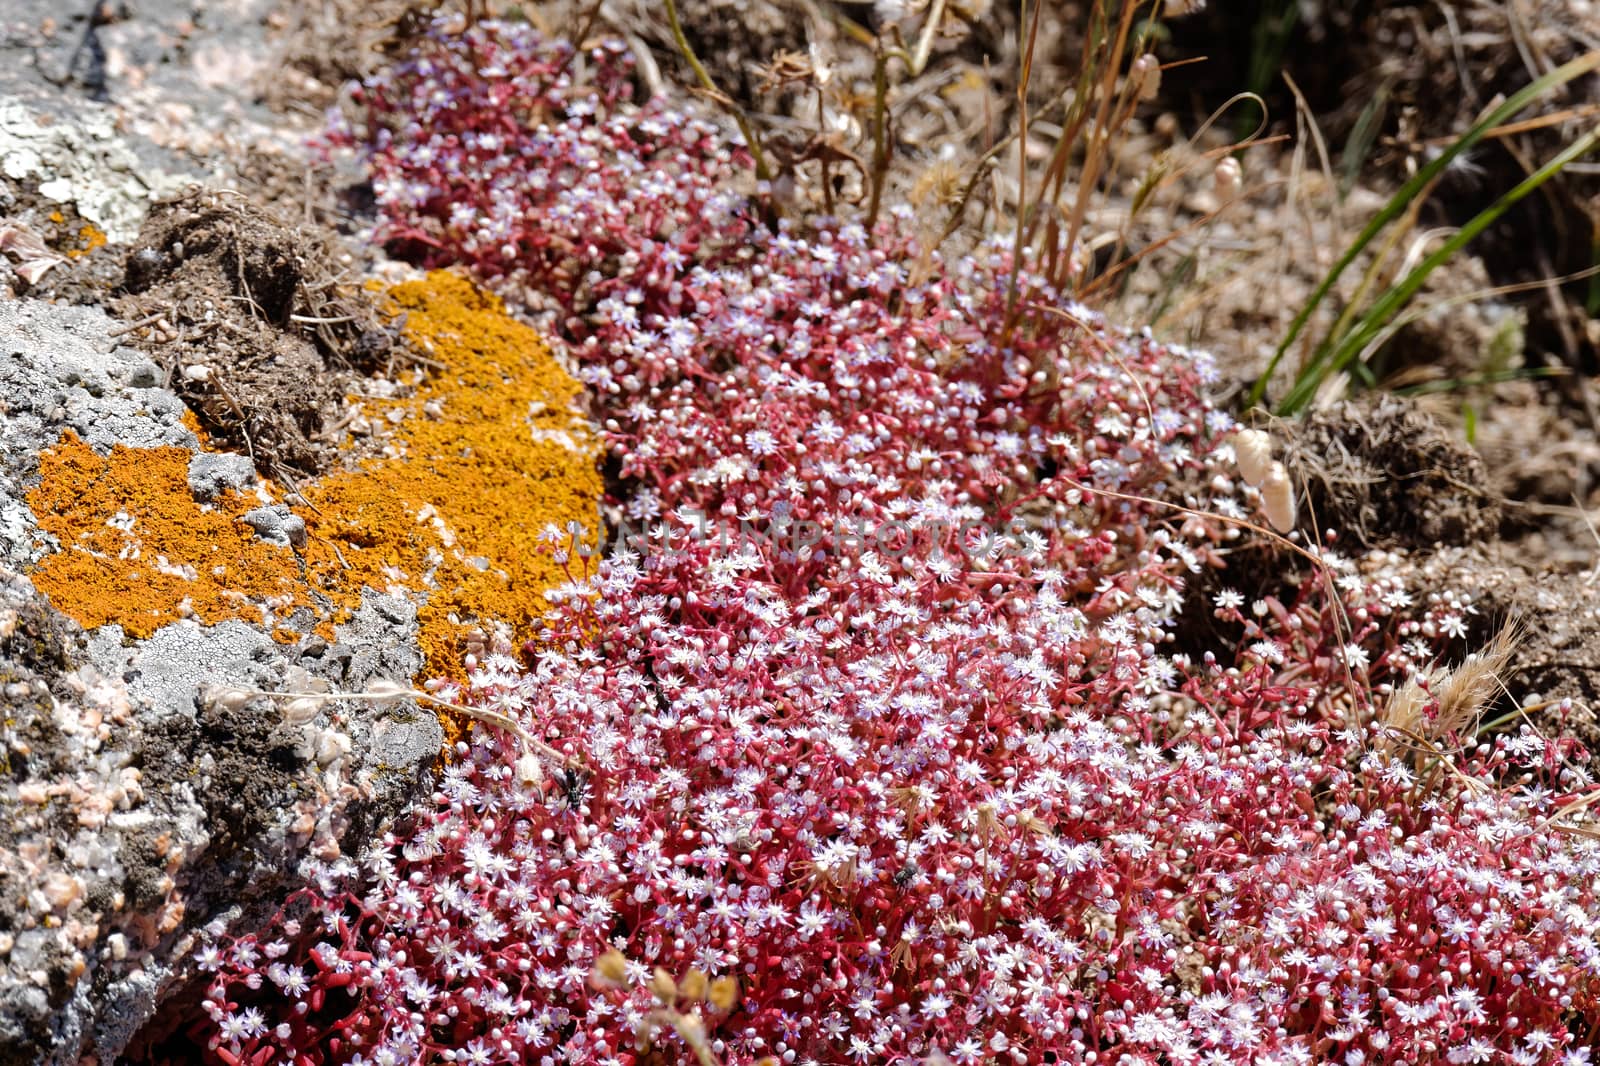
[1382,545,1600,757]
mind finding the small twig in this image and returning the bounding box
[414,690,576,767]
[398,350,447,371]
[1002,0,1044,335]
[865,47,892,232]
[935,133,1015,248]
[660,0,772,183]
[899,0,949,78]
[557,0,607,78]
[272,464,323,516]
[107,313,165,338]
[205,373,259,467]
[241,684,578,768]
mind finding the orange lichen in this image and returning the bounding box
[26,436,311,640]
[27,270,600,676]
[180,408,210,444]
[301,271,601,672]
[65,224,107,259]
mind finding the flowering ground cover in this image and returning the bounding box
[180,20,1600,1066]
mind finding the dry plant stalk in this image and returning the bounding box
[1381,619,1522,766]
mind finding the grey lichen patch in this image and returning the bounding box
[0,301,195,458]
[186,452,258,502]
[240,505,307,549]
[0,99,186,244]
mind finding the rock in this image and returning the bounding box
[186,453,257,501]
[0,5,448,1062]
[240,505,306,548]
[0,99,186,245]
[0,567,439,1066]
[0,300,199,570]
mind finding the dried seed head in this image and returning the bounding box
[708,975,739,1011]
[1431,620,1521,740]
[365,678,412,705]
[1381,674,1431,756]
[200,683,257,714]
[680,968,708,1002]
[1214,156,1243,200]
[649,967,678,1003]
[1261,461,1296,533]
[592,948,628,988]
[281,696,322,726]
[1131,54,1161,102]
[1231,428,1273,488]
[673,1011,707,1050]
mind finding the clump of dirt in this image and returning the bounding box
[0,187,123,303]
[1398,545,1600,757]
[113,188,398,477]
[1283,394,1499,551]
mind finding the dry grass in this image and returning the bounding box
[1382,618,1523,766]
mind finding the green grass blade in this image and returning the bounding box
[1247,49,1600,409]
[1276,124,1600,414]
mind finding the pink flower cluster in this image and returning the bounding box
[186,21,1600,1066]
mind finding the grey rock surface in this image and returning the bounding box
[0,300,198,571]
[186,452,258,501]
[0,0,286,244]
[240,505,308,549]
[2,568,439,1066]
[0,4,450,1064]
[0,309,441,1066]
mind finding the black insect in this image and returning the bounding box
[562,767,588,809]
